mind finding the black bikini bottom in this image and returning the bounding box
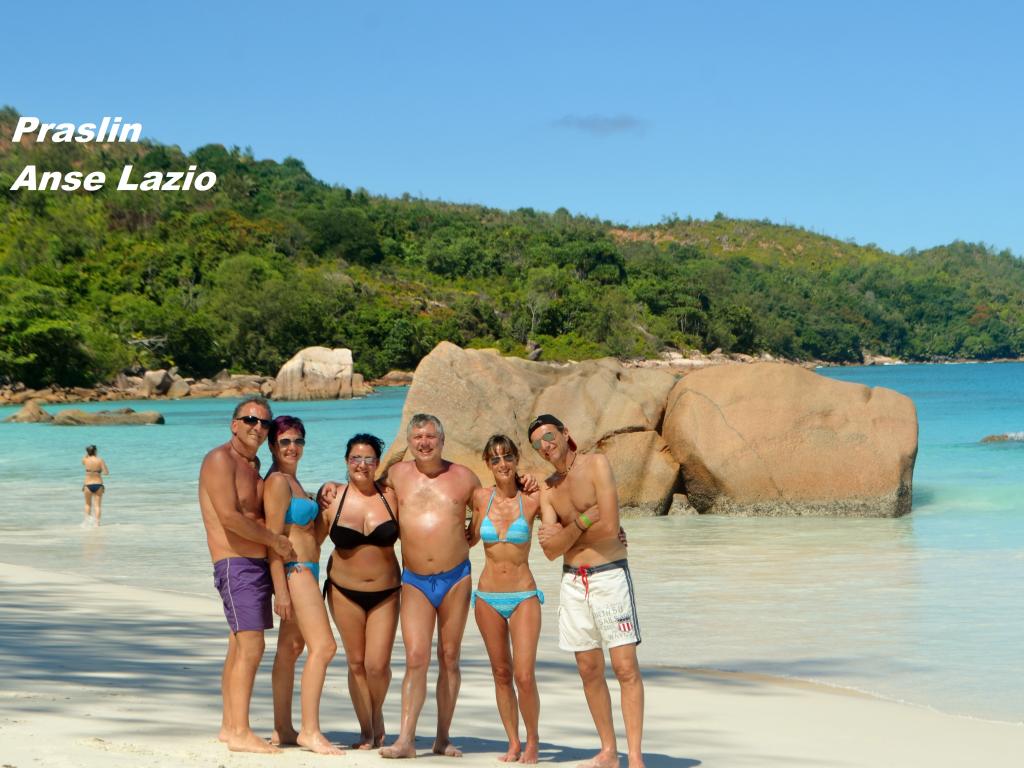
[324,578,400,613]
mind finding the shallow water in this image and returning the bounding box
[1,364,1022,722]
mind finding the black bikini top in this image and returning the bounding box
[329,483,399,551]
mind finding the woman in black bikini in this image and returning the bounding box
[81,445,109,527]
[321,433,400,749]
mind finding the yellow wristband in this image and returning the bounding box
[579,513,593,529]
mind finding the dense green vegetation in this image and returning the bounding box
[2,105,1023,388]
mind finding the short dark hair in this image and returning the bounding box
[347,433,385,459]
[269,415,305,444]
[233,396,272,420]
[85,444,97,456]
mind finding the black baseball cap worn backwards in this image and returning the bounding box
[527,414,565,437]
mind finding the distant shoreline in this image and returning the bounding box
[3,352,1023,408]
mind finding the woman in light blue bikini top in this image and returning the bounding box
[478,489,531,544]
[262,415,344,754]
[467,434,544,762]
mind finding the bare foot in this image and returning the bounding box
[433,738,463,757]
[271,726,299,746]
[626,756,645,768]
[519,742,540,764]
[227,730,281,754]
[298,731,345,755]
[576,750,620,768]
[380,740,417,759]
[351,732,374,750]
[218,727,229,743]
[372,716,386,748]
[499,747,521,762]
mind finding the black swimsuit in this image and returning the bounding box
[323,484,401,612]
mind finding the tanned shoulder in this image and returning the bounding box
[201,444,231,474]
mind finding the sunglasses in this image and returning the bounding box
[276,437,306,447]
[531,431,557,451]
[488,453,516,466]
[236,415,272,429]
[348,456,378,466]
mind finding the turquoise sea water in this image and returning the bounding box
[1,364,1021,722]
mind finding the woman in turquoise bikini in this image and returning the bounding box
[468,434,543,764]
[264,415,343,755]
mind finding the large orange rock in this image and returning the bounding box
[662,363,918,516]
[596,431,680,516]
[383,342,678,514]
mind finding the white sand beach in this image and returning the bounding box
[1,561,1020,768]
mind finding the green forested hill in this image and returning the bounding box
[2,106,1022,388]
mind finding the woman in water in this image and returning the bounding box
[264,415,343,755]
[467,434,543,763]
[81,444,109,527]
[321,433,401,749]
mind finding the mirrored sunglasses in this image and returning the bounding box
[531,431,557,451]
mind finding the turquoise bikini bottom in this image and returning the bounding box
[285,561,320,582]
[472,589,544,620]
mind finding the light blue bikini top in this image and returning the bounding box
[285,495,319,527]
[480,489,530,544]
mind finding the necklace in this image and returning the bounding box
[229,440,258,468]
[556,451,577,478]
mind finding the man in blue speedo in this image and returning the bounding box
[379,414,482,759]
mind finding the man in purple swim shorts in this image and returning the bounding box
[213,556,273,633]
[200,397,294,754]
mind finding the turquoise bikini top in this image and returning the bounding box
[285,495,319,527]
[480,489,530,544]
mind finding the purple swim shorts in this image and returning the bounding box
[213,557,273,632]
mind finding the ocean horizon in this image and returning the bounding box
[1,362,1021,723]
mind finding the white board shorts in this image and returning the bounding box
[558,559,641,652]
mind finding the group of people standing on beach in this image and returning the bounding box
[198,396,645,767]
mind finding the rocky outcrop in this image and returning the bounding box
[597,431,681,516]
[4,401,163,425]
[143,369,174,397]
[371,370,415,387]
[382,342,678,513]
[386,344,919,518]
[190,374,271,399]
[662,363,917,517]
[980,432,1024,443]
[273,347,372,401]
[0,370,274,405]
[166,379,191,399]
[52,407,165,426]
[3,400,53,423]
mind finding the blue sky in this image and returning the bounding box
[5,1,1024,255]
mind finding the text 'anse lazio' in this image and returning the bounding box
[8,116,218,192]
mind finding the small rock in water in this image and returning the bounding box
[980,432,1024,443]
